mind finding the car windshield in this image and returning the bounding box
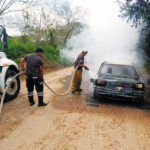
[100,64,139,79]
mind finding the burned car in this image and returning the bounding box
[90,62,145,104]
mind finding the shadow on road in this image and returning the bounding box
[85,93,150,111]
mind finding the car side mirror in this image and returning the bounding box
[90,78,94,83]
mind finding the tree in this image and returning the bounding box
[54,1,86,44]
[0,0,37,16]
[117,0,150,27]
[118,0,150,63]
[0,0,36,16]
[19,1,86,46]
[0,0,37,29]
[19,9,58,44]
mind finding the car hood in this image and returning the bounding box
[98,75,143,85]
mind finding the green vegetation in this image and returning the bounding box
[5,35,67,64]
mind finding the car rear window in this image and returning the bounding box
[100,64,139,79]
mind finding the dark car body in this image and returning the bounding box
[91,62,145,103]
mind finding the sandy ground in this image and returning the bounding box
[1,67,150,150]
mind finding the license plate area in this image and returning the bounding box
[115,87,124,92]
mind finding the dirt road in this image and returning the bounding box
[1,67,150,150]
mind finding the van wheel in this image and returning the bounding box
[4,70,20,102]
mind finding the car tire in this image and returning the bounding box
[4,70,20,102]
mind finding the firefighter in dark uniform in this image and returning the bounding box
[72,50,89,94]
[20,48,47,107]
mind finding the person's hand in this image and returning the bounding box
[84,66,89,70]
[22,68,25,72]
[20,67,25,72]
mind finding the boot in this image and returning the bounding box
[28,96,35,106]
[38,103,47,107]
[77,88,83,92]
[72,89,77,94]
[38,97,47,107]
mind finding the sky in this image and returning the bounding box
[73,0,120,29]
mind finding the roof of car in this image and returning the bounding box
[103,62,134,66]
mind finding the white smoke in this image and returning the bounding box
[61,0,142,73]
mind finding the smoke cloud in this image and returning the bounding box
[61,0,142,73]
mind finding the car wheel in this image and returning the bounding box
[4,70,20,102]
[137,97,144,105]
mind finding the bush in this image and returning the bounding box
[4,35,68,64]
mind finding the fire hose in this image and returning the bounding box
[44,67,78,96]
[0,71,25,120]
[0,67,78,120]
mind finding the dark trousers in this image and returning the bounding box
[26,76,44,104]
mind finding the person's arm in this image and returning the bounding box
[39,66,44,81]
[84,65,89,70]
[78,62,89,70]
[20,58,26,71]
